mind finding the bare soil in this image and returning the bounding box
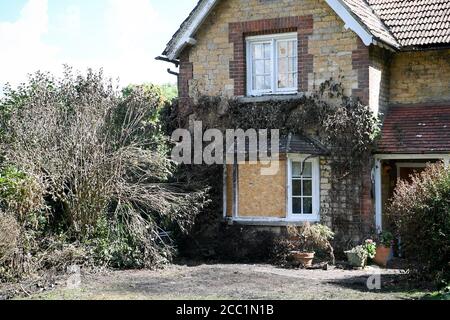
[12,263,427,300]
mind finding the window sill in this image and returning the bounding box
[225,217,320,226]
[238,93,305,103]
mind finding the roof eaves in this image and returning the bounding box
[360,0,401,49]
[162,0,219,60]
[325,0,375,46]
[336,0,401,50]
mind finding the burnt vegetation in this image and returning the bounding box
[0,68,208,281]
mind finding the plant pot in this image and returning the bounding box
[345,251,367,268]
[374,245,392,268]
[291,251,315,267]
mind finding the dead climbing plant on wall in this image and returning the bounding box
[187,78,380,247]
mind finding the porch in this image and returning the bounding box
[373,154,450,232]
[374,103,450,232]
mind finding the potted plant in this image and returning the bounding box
[346,239,378,269]
[287,223,334,268]
[345,245,368,269]
[363,239,377,261]
[374,231,394,267]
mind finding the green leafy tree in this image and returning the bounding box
[159,83,178,102]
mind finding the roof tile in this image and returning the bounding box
[366,0,450,48]
[377,104,450,154]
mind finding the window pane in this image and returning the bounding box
[303,198,313,214]
[254,76,265,90]
[303,162,312,177]
[292,162,302,177]
[265,60,271,73]
[291,159,316,216]
[292,180,302,196]
[264,76,271,89]
[250,42,272,92]
[276,39,297,91]
[293,162,312,177]
[277,40,296,90]
[292,74,298,87]
[293,198,302,214]
[254,60,265,75]
[278,57,288,74]
[278,40,297,59]
[303,180,312,196]
[264,43,271,59]
[289,58,297,73]
[278,41,288,58]
[286,74,295,88]
[288,40,297,57]
[278,73,287,89]
[253,44,263,59]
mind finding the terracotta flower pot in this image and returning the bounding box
[291,251,315,267]
[374,245,392,268]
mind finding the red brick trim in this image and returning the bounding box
[351,40,373,225]
[178,49,193,117]
[352,38,370,105]
[229,16,314,96]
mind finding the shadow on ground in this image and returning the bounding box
[326,273,422,295]
[13,263,431,300]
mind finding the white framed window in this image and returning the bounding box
[287,156,320,221]
[246,33,298,96]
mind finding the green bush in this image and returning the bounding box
[363,239,377,259]
[0,166,46,224]
[88,215,174,269]
[388,163,450,285]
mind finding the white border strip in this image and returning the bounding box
[167,0,218,60]
[325,0,374,46]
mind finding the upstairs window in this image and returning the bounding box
[246,33,298,96]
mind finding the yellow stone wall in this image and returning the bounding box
[188,0,360,98]
[390,49,450,105]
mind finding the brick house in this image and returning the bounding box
[159,0,450,241]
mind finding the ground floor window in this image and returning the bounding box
[288,156,320,221]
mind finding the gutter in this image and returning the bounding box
[155,56,180,77]
[155,56,179,67]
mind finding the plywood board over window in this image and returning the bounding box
[237,161,287,218]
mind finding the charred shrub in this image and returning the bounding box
[214,225,277,263]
